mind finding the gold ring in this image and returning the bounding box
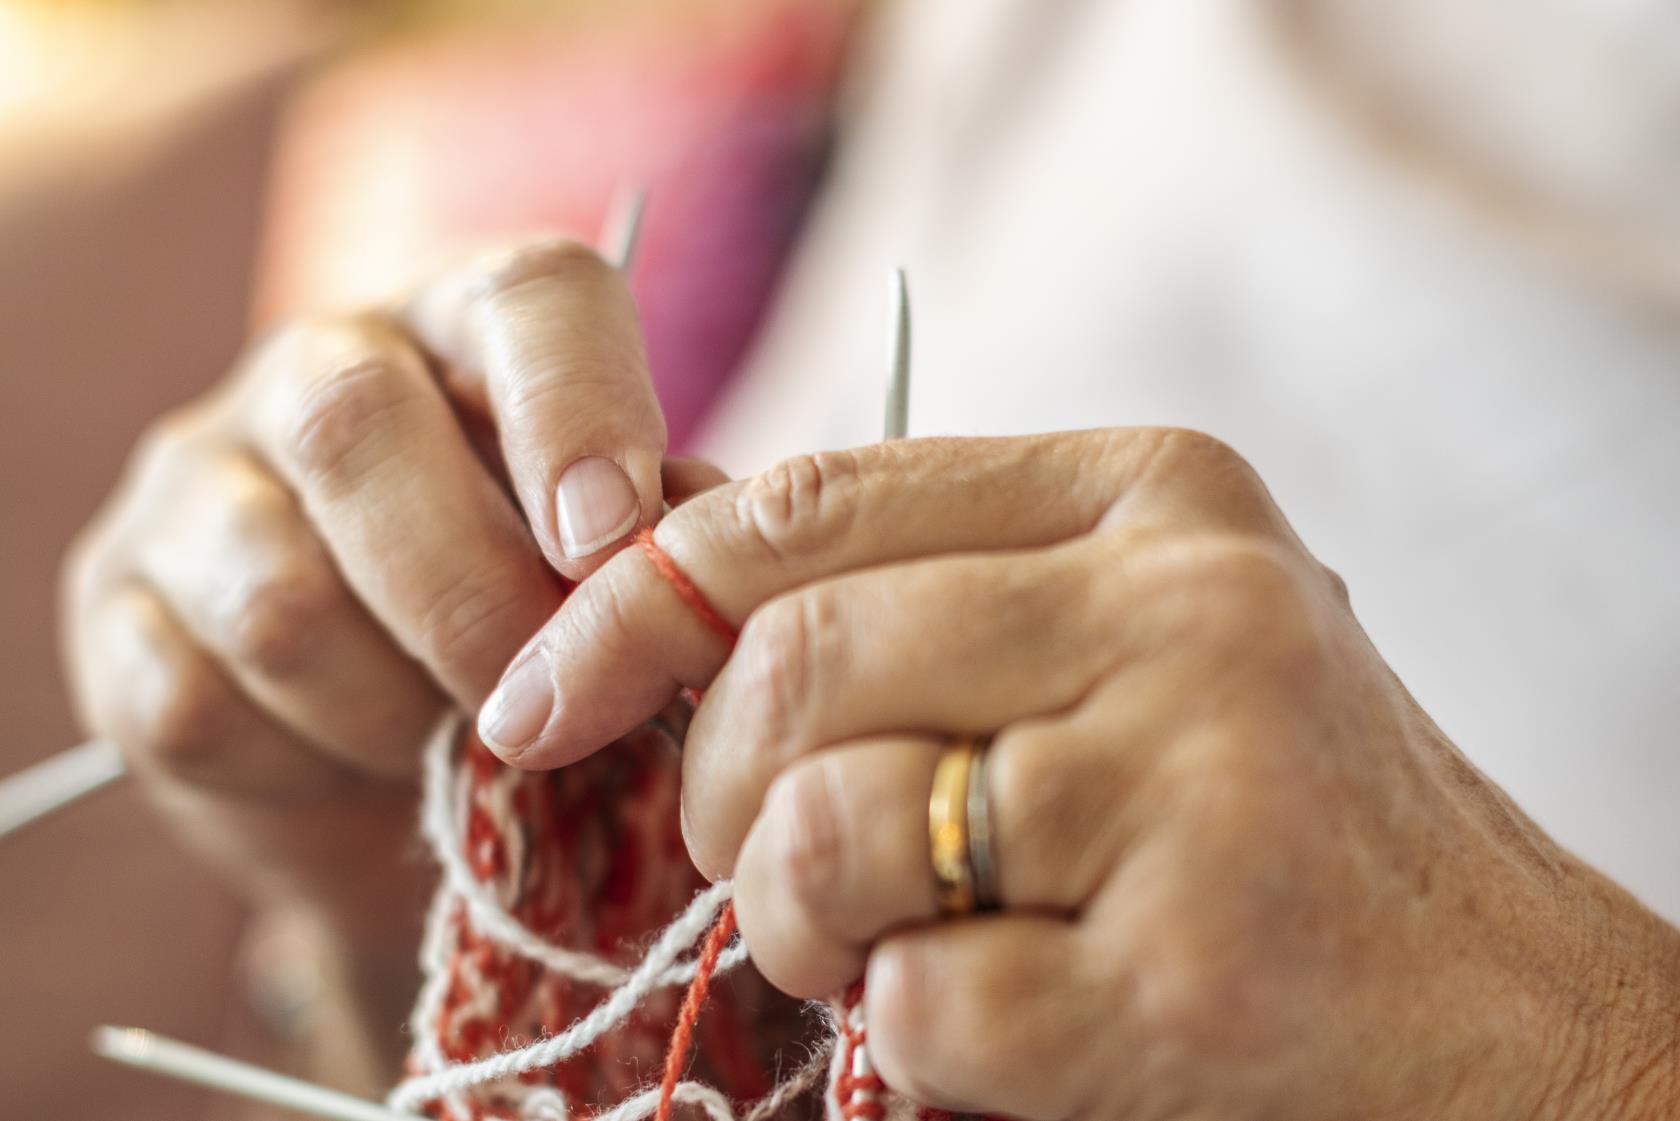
[929,736,984,916]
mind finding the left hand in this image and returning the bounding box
[478,431,1680,1121]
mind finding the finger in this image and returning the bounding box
[134,450,446,776]
[865,916,1108,1121]
[241,315,562,707]
[727,710,1145,997]
[492,430,1282,768]
[679,541,1137,865]
[402,238,667,577]
[69,579,353,798]
[730,735,942,998]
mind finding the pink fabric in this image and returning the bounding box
[256,1,856,450]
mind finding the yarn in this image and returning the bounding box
[395,530,930,1121]
[634,529,738,649]
[653,903,738,1121]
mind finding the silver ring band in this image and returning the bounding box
[965,736,1001,911]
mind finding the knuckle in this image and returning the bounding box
[1318,560,1351,606]
[416,557,543,694]
[219,465,297,540]
[1136,531,1336,701]
[130,659,228,778]
[471,237,608,304]
[987,735,1063,840]
[864,947,940,1097]
[986,736,1104,899]
[217,553,337,676]
[130,409,199,472]
[270,324,416,487]
[868,942,1050,1107]
[734,591,835,748]
[578,557,646,665]
[733,450,862,563]
[1152,426,1250,477]
[1226,546,1323,655]
[760,759,848,916]
[126,405,219,496]
[1206,536,1302,602]
[1192,537,1318,641]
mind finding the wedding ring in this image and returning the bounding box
[928,734,997,916]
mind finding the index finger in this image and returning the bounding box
[402,236,667,580]
[479,431,1222,767]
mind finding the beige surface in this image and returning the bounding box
[0,6,324,1116]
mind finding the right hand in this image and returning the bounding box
[60,236,668,954]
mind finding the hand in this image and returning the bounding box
[483,431,1680,1121]
[61,238,665,1010]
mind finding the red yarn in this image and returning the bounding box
[635,528,739,650]
[832,985,886,1121]
[637,525,746,1121]
[653,902,739,1121]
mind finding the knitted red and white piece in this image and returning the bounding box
[389,533,936,1121]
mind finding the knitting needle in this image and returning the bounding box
[93,1026,429,1121]
[884,267,911,440]
[0,187,652,846]
[0,739,124,841]
[601,184,648,272]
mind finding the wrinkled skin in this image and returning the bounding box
[66,234,1680,1118]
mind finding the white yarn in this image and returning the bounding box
[413,715,749,987]
[521,1088,571,1121]
[416,715,678,987]
[391,879,736,1107]
[582,1047,834,1121]
[392,716,767,1114]
[593,1081,736,1121]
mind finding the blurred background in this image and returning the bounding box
[1,0,1676,1117]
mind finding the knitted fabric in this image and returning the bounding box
[391,532,929,1121]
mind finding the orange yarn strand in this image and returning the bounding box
[637,526,744,1121]
[654,902,739,1121]
[636,528,738,650]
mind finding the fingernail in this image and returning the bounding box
[556,456,639,559]
[479,651,554,756]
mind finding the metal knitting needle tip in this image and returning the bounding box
[884,267,911,441]
[93,1026,429,1121]
[0,739,125,842]
[601,184,648,272]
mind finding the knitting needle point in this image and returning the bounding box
[93,1026,430,1121]
[0,739,124,842]
[884,267,911,440]
[602,183,648,272]
[1,190,654,847]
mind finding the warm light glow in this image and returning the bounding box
[0,4,53,113]
[0,2,133,124]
